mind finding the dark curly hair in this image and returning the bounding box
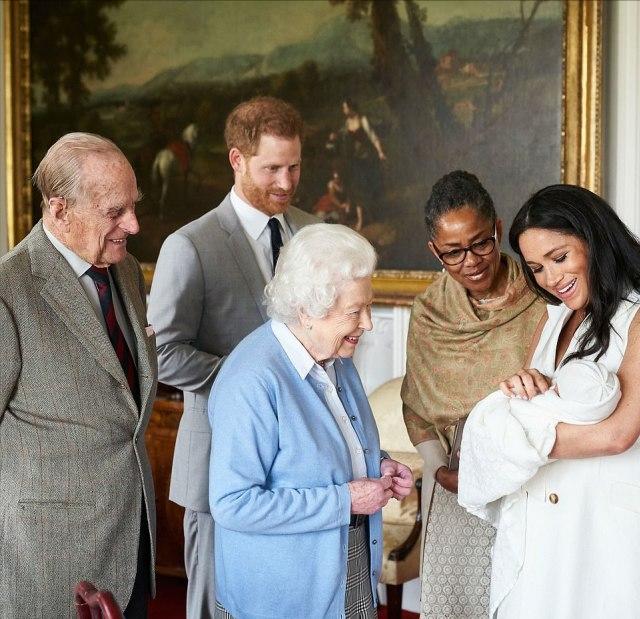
[424,170,496,239]
[510,184,640,363]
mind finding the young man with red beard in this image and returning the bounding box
[148,97,317,619]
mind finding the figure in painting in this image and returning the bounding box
[313,170,363,231]
[338,99,386,223]
[151,123,199,216]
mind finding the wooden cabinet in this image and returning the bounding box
[145,397,186,577]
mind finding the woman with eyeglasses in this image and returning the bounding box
[401,170,545,618]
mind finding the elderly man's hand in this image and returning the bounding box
[348,476,393,514]
[380,458,414,500]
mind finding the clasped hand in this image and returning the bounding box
[349,458,413,514]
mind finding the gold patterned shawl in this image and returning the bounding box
[401,254,545,453]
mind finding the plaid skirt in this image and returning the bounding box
[215,522,377,618]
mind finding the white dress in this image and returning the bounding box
[495,293,640,619]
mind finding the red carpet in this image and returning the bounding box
[150,576,419,619]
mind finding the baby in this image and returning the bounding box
[457,359,620,522]
[529,358,620,424]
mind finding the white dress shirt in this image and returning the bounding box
[43,224,137,361]
[271,319,367,479]
[230,187,291,284]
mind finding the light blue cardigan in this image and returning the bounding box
[208,322,384,619]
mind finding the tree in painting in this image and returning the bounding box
[30,0,126,111]
[332,0,453,167]
[321,0,550,267]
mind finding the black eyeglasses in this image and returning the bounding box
[432,226,497,266]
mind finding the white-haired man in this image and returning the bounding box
[0,132,157,618]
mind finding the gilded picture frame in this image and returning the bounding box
[3,0,602,305]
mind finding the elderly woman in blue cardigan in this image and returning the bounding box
[208,224,413,619]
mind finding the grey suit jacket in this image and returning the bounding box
[148,194,317,512]
[0,222,158,618]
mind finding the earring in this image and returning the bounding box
[306,324,312,331]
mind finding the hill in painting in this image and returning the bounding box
[91,13,558,104]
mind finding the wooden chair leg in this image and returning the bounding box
[386,583,403,619]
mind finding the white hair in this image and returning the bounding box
[32,132,125,209]
[265,223,377,323]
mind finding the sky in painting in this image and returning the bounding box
[92,0,562,90]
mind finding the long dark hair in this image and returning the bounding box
[510,184,640,362]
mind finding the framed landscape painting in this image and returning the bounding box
[5,0,602,303]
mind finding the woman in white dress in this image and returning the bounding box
[494,184,640,619]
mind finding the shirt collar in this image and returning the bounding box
[42,223,92,278]
[230,187,286,240]
[271,320,337,380]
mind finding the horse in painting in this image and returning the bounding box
[151,123,199,217]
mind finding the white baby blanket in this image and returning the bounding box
[457,360,620,617]
[458,360,620,522]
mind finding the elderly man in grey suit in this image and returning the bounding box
[148,96,317,618]
[0,133,157,618]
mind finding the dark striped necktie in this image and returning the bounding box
[86,266,140,406]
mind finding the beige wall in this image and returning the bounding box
[605,0,640,234]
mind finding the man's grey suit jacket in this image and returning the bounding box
[0,221,158,618]
[149,194,317,512]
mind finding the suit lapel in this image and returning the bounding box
[33,239,129,394]
[284,207,306,234]
[217,196,269,321]
[30,223,140,418]
[111,262,155,420]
